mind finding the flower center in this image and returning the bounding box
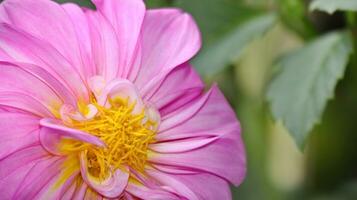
[60,98,156,180]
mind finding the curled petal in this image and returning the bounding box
[79,151,129,198]
[88,76,107,98]
[39,118,105,155]
[97,79,144,114]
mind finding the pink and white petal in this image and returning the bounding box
[92,0,145,78]
[80,151,129,198]
[62,3,96,78]
[88,76,107,98]
[85,10,119,81]
[39,118,105,155]
[148,169,232,200]
[151,86,246,186]
[0,24,89,101]
[134,9,201,97]
[145,63,204,116]
[97,79,144,114]
[1,0,89,80]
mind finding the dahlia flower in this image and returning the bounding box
[0,0,246,199]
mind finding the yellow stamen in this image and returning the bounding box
[60,98,156,180]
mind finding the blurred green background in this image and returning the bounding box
[56,0,357,199]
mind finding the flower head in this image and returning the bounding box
[0,0,246,199]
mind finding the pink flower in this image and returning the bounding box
[0,0,246,199]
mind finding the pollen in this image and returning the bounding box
[60,98,156,180]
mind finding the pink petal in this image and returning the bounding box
[148,169,232,200]
[0,122,39,159]
[80,151,129,198]
[0,161,39,199]
[157,87,212,134]
[1,147,80,200]
[14,62,77,106]
[152,165,199,175]
[0,145,48,179]
[0,145,50,199]
[36,171,81,200]
[1,0,89,81]
[0,112,40,159]
[134,9,201,97]
[12,157,64,199]
[39,118,105,155]
[126,182,179,200]
[145,63,204,116]
[84,188,103,200]
[92,0,145,78]
[151,86,246,186]
[72,182,89,200]
[85,10,119,81]
[0,61,64,114]
[0,92,54,117]
[0,24,89,101]
[147,169,198,200]
[150,136,218,153]
[62,3,96,78]
[61,179,79,200]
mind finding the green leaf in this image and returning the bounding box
[174,0,276,77]
[267,31,353,148]
[145,0,172,8]
[194,13,276,77]
[55,0,95,8]
[277,0,317,39]
[310,0,357,14]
